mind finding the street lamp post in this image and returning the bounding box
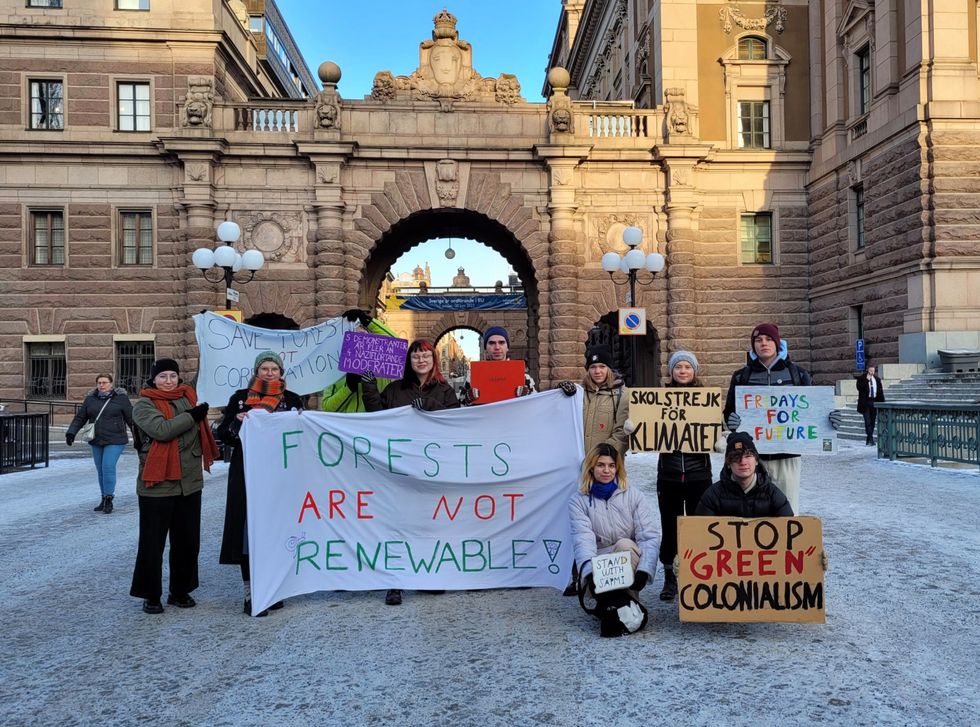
[600,226,666,386]
[191,221,265,309]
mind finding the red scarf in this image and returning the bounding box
[138,383,220,487]
[245,377,284,412]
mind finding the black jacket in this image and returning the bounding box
[215,387,306,565]
[695,466,793,518]
[855,374,885,414]
[67,388,134,446]
[656,381,713,484]
[363,377,460,412]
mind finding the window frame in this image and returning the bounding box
[117,208,154,266]
[737,100,771,149]
[740,212,775,265]
[116,80,151,132]
[29,208,65,266]
[721,34,790,151]
[854,184,866,249]
[28,78,64,131]
[26,341,67,399]
[27,0,63,7]
[856,45,871,116]
[737,36,768,61]
[115,0,149,10]
[115,339,155,395]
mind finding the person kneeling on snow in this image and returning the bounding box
[695,432,793,518]
[569,443,661,637]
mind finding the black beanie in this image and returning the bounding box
[149,358,180,380]
[585,345,615,369]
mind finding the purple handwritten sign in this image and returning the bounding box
[338,331,408,379]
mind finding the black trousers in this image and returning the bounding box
[130,491,202,600]
[656,477,711,567]
[862,406,878,440]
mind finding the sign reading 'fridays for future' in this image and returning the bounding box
[735,386,837,454]
[240,390,586,615]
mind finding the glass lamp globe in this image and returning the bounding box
[241,249,264,271]
[624,248,647,270]
[192,248,215,270]
[646,252,666,273]
[213,244,237,268]
[232,253,243,273]
[216,220,241,243]
[623,226,643,247]
[601,252,622,273]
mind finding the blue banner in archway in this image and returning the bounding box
[399,294,527,311]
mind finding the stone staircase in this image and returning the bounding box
[833,364,980,441]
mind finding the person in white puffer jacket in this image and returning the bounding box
[569,442,661,598]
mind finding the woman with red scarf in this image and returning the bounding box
[130,358,220,615]
[215,351,305,617]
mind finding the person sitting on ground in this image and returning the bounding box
[360,338,460,605]
[695,432,793,518]
[569,443,660,637]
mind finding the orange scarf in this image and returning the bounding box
[245,377,284,412]
[138,384,220,487]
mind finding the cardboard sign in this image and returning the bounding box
[677,516,825,624]
[470,360,526,403]
[591,551,634,594]
[628,387,724,453]
[735,386,837,454]
[338,331,408,379]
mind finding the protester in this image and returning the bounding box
[361,339,460,605]
[462,326,536,403]
[722,322,813,514]
[130,358,219,614]
[320,309,395,413]
[569,443,660,637]
[66,373,134,514]
[655,351,713,601]
[695,432,793,517]
[216,351,305,617]
[855,365,885,445]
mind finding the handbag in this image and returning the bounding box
[78,397,112,443]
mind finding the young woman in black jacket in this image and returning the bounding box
[655,351,714,601]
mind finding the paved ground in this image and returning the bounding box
[1,441,977,727]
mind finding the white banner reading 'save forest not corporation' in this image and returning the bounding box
[192,312,358,404]
[240,390,585,615]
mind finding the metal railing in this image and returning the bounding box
[876,403,980,471]
[0,412,50,474]
[0,398,82,418]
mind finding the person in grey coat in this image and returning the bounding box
[66,373,134,514]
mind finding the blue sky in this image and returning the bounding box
[276,1,561,287]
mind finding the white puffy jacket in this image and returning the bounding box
[569,486,661,581]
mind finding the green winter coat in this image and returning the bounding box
[132,395,205,498]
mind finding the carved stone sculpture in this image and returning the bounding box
[182,76,213,128]
[435,159,459,207]
[665,87,698,141]
[547,67,574,135]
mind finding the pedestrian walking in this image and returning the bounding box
[855,365,885,445]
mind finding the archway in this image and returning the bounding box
[588,312,661,386]
[360,208,540,379]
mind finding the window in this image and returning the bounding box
[117,82,150,131]
[741,213,773,264]
[28,0,63,6]
[116,0,149,9]
[854,185,866,249]
[27,342,66,398]
[248,16,263,32]
[738,36,768,60]
[119,210,152,265]
[856,45,871,115]
[29,80,63,130]
[30,210,64,265]
[737,101,770,148]
[116,341,154,394]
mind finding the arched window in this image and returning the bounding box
[737,36,768,60]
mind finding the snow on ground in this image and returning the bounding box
[0,442,977,726]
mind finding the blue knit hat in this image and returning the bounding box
[668,351,699,374]
[483,326,510,348]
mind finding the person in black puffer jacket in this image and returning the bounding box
[655,351,714,601]
[695,432,793,518]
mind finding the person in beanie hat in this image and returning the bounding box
[695,431,792,517]
[214,350,305,617]
[462,325,536,403]
[722,322,816,514]
[654,350,714,602]
[130,358,220,614]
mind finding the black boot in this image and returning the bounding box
[103,495,113,514]
[660,568,678,601]
[94,496,106,512]
[384,589,402,605]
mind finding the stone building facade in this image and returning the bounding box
[2,2,978,404]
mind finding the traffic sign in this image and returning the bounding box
[619,307,646,336]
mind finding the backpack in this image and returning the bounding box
[737,360,803,386]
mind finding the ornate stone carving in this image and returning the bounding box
[592,214,643,256]
[314,92,341,130]
[665,88,690,138]
[185,163,208,183]
[720,3,787,34]
[182,76,213,128]
[435,159,459,207]
[369,9,523,111]
[228,0,248,29]
[550,107,573,133]
[547,67,574,135]
[241,211,303,262]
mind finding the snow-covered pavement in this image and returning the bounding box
[1,443,977,726]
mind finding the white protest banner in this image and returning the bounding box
[591,551,634,594]
[735,386,837,455]
[240,389,585,615]
[193,312,358,405]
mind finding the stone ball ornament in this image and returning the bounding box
[547,67,570,91]
[318,61,342,85]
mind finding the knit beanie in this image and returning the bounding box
[585,345,614,369]
[751,323,781,351]
[149,358,180,380]
[254,351,285,374]
[483,326,510,348]
[725,431,759,459]
[667,351,699,374]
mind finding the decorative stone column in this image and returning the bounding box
[662,158,702,355]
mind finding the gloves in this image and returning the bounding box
[558,381,577,397]
[623,418,637,435]
[514,385,529,397]
[342,308,373,327]
[65,432,75,446]
[189,403,210,423]
[726,412,742,430]
[466,387,480,403]
[821,551,829,572]
[345,373,362,391]
[672,555,680,578]
[411,397,427,411]
[632,571,649,591]
[360,371,376,385]
[829,409,844,431]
